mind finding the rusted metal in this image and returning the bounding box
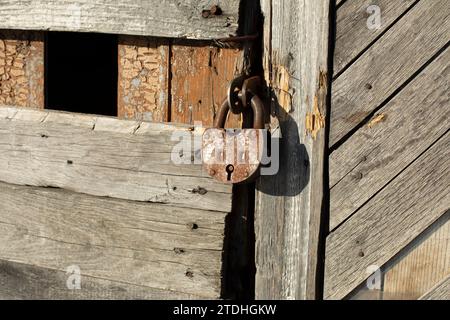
[227,75,246,114]
[210,5,222,16]
[203,77,266,184]
[201,10,211,18]
[202,5,222,18]
[241,76,261,108]
[202,124,264,184]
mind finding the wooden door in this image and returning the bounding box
[0,0,260,299]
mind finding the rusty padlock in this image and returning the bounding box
[202,77,265,184]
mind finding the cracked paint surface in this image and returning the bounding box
[118,35,169,122]
[0,31,44,108]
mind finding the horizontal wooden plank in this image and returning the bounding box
[0,0,240,40]
[0,259,206,299]
[334,0,416,75]
[419,275,450,300]
[330,0,450,146]
[329,46,450,230]
[325,133,450,299]
[0,106,232,212]
[383,217,449,299]
[0,181,227,298]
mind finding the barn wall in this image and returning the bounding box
[0,0,259,299]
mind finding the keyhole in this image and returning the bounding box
[226,164,234,181]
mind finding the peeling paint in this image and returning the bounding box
[0,30,44,108]
[306,95,325,139]
[273,64,292,113]
[117,35,169,122]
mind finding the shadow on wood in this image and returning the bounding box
[256,91,310,197]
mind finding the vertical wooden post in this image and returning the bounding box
[255,0,330,299]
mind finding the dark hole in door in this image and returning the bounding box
[45,32,117,116]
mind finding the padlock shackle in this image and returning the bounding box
[214,98,230,129]
[214,96,264,129]
[250,94,265,129]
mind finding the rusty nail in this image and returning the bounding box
[192,187,207,195]
[202,9,211,18]
[174,248,185,254]
[210,5,222,15]
[185,270,194,278]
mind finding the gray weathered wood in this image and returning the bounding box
[0,181,227,298]
[382,216,450,299]
[0,0,240,40]
[330,0,450,146]
[334,0,416,75]
[329,47,450,230]
[255,0,329,299]
[324,134,450,299]
[0,259,206,300]
[419,276,450,300]
[0,106,232,212]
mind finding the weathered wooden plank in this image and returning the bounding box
[0,0,240,40]
[347,215,450,300]
[0,106,232,212]
[419,275,450,300]
[330,0,450,146]
[0,30,44,108]
[383,217,450,299]
[334,0,417,76]
[0,259,205,299]
[255,0,329,299]
[329,47,450,230]
[117,35,169,122]
[170,44,242,128]
[324,134,450,299]
[169,1,261,299]
[0,181,226,298]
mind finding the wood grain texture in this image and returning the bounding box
[170,44,242,128]
[0,30,44,108]
[334,0,417,75]
[419,275,450,300]
[329,47,450,230]
[0,106,232,212]
[325,133,450,299]
[0,0,240,40]
[0,259,205,300]
[0,181,226,298]
[383,216,449,299]
[255,0,329,299]
[118,35,169,122]
[169,0,260,299]
[330,0,450,146]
